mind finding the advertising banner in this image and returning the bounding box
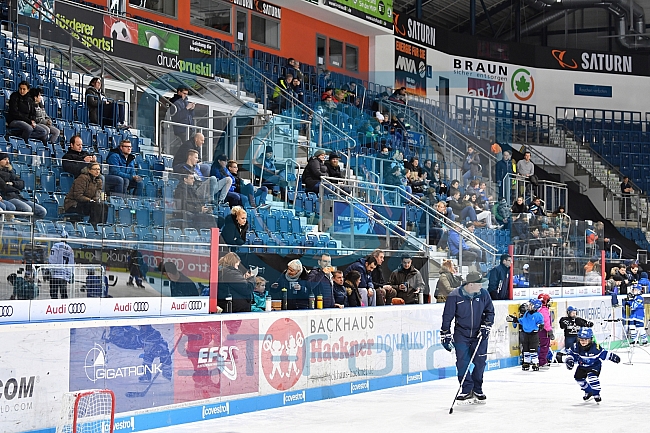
[393,12,436,49]
[325,0,393,29]
[227,0,282,19]
[0,299,31,323]
[332,201,405,235]
[536,46,650,76]
[395,38,427,97]
[19,1,215,78]
[468,77,505,99]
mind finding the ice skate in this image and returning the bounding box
[455,392,476,405]
[522,363,530,371]
[538,364,550,371]
[583,392,593,401]
[594,395,602,403]
[473,392,487,404]
[532,363,539,371]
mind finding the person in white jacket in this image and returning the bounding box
[48,231,75,299]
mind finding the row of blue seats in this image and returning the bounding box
[590,142,650,157]
[584,129,650,144]
[240,230,337,255]
[560,117,643,133]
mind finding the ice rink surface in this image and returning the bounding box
[146,347,650,433]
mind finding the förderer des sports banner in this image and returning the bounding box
[19,1,215,78]
[394,38,427,97]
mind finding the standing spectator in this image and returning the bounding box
[270,259,310,310]
[488,253,512,300]
[6,81,48,144]
[435,259,462,303]
[173,132,210,176]
[370,249,396,305]
[389,254,426,304]
[220,206,248,247]
[217,252,254,313]
[302,150,328,194]
[168,86,195,142]
[513,264,530,288]
[63,163,107,227]
[287,58,304,81]
[106,139,143,196]
[159,261,199,297]
[462,145,481,187]
[496,150,515,200]
[175,149,226,205]
[516,151,536,196]
[0,152,47,218]
[440,271,494,403]
[127,248,146,289]
[289,77,304,104]
[48,233,75,299]
[346,255,378,306]
[308,254,335,308]
[343,270,363,307]
[620,175,634,220]
[331,270,348,308]
[30,87,59,145]
[85,77,125,127]
[63,135,98,178]
[227,160,268,208]
[173,170,218,230]
[271,73,293,113]
[489,136,503,161]
[211,154,239,206]
[448,222,481,265]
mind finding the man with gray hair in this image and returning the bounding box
[271,259,310,309]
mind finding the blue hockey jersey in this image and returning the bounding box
[514,311,544,333]
[566,342,613,372]
[627,294,645,321]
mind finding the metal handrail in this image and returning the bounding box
[283,158,301,208]
[610,244,623,259]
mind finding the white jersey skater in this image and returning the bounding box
[49,241,75,281]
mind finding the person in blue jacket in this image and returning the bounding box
[638,271,650,293]
[563,327,620,402]
[106,139,143,196]
[488,253,511,299]
[441,271,494,404]
[506,298,544,371]
[625,284,648,345]
[447,222,480,265]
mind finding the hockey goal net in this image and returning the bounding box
[56,389,115,433]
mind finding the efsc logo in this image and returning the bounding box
[202,402,229,419]
[262,318,305,391]
[511,68,534,101]
[84,344,161,382]
[197,346,239,380]
[282,390,305,405]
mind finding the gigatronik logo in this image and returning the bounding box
[511,68,535,101]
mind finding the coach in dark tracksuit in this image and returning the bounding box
[441,271,495,402]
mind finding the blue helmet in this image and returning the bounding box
[631,284,642,294]
[529,299,542,311]
[567,306,577,314]
[577,328,593,340]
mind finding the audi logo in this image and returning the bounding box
[68,303,87,314]
[188,301,203,311]
[133,302,149,312]
[0,306,14,317]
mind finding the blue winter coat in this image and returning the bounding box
[307,268,335,308]
[447,230,470,257]
[251,291,267,312]
[515,311,544,333]
[346,258,374,290]
[441,286,495,339]
[488,263,510,300]
[107,150,136,180]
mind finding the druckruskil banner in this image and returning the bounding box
[19,1,215,78]
[394,38,427,97]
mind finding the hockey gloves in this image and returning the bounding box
[480,324,491,339]
[607,352,621,363]
[586,321,594,327]
[565,356,575,370]
[506,314,518,323]
[441,330,454,352]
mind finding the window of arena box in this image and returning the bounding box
[129,0,177,18]
[251,13,280,49]
[190,0,231,34]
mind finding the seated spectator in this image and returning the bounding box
[318,69,332,90]
[376,145,393,176]
[493,198,512,229]
[447,189,483,226]
[158,261,199,297]
[463,221,485,262]
[30,87,59,145]
[8,269,38,300]
[307,253,336,308]
[0,193,16,214]
[584,256,600,276]
[0,152,46,218]
[86,77,126,127]
[419,202,444,245]
[220,206,248,247]
[325,152,345,183]
[227,160,268,208]
[6,81,48,144]
[63,135,97,178]
[613,264,629,295]
[211,154,240,206]
[389,86,407,104]
[173,132,210,176]
[511,196,528,215]
[384,165,411,197]
[331,270,347,308]
[448,221,481,265]
[253,146,288,189]
[638,271,650,292]
[217,252,254,313]
[343,269,363,307]
[369,249,396,306]
[627,263,640,284]
[435,259,462,303]
[334,89,348,104]
[528,227,544,255]
[106,139,143,196]
[465,179,480,197]
[175,149,227,205]
[529,196,545,216]
[513,264,531,288]
[63,163,107,226]
[469,193,494,228]
[251,276,268,312]
[389,254,425,304]
[173,170,218,230]
[270,259,310,310]
[302,149,328,194]
[406,167,427,195]
[321,86,334,101]
[345,255,378,307]
[477,182,492,208]
[290,77,304,103]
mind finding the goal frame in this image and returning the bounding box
[57,389,116,433]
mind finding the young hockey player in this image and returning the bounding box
[506,298,544,371]
[564,327,620,402]
[625,284,648,345]
[559,306,594,349]
[537,293,554,369]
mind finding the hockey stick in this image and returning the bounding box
[125,332,183,398]
[449,334,484,414]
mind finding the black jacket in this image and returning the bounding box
[221,214,248,246]
[85,87,103,124]
[344,280,363,307]
[173,138,200,165]
[62,149,93,178]
[302,157,328,190]
[0,166,26,200]
[7,91,36,124]
[325,161,344,181]
[174,181,204,214]
[218,265,254,302]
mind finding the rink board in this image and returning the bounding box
[2,295,639,433]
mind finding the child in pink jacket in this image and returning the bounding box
[537,293,554,368]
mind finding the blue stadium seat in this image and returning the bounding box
[59,172,74,193]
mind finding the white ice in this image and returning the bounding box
[146,347,650,433]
